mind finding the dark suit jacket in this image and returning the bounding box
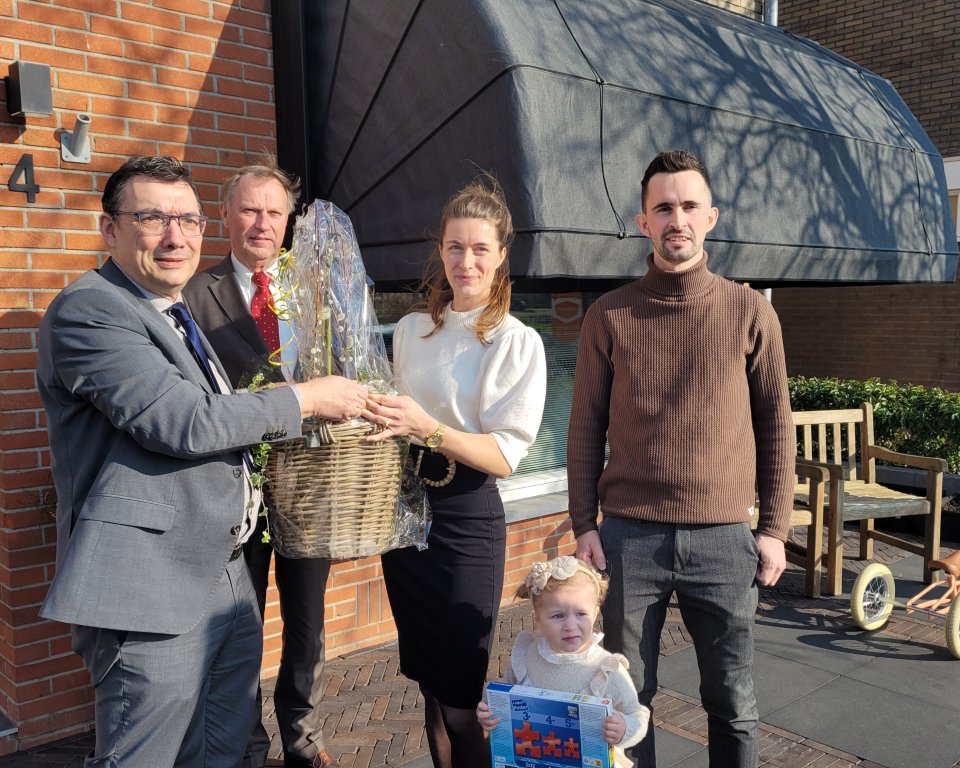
[37,259,303,634]
[183,256,286,389]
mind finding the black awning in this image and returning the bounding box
[282,0,958,284]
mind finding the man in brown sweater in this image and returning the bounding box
[568,149,795,767]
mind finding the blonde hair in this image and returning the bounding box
[515,556,608,606]
[418,174,513,344]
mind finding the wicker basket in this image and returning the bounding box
[265,419,404,559]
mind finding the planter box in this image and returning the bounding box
[876,466,960,496]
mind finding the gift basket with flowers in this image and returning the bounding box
[263,200,427,559]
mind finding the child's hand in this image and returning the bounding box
[603,712,626,745]
[476,701,500,734]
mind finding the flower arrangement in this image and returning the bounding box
[277,200,392,388]
[260,199,428,559]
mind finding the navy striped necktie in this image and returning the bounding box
[167,302,220,393]
[167,302,254,475]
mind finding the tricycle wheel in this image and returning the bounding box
[947,598,960,660]
[850,563,895,631]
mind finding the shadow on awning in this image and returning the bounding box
[286,0,958,284]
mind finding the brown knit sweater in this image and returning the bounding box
[567,254,795,541]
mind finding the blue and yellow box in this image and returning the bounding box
[486,682,614,768]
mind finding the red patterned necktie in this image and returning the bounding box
[250,270,281,353]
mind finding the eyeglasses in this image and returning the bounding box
[113,211,208,237]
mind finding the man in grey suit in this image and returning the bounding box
[184,158,336,768]
[37,156,370,767]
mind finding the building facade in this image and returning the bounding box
[0,0,953,754]
[773,0,960,389]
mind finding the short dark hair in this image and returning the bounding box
[101,156,202,215]
[640,149,711,212]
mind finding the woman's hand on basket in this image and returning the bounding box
[362,392,432,442]
[297,376,369,421]
[364,394,513,477]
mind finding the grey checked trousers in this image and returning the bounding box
[600,517,760,768]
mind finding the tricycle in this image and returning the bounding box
[849,550,960,659]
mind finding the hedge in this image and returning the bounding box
[788,377,960,473]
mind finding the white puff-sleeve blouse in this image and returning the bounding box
[392,304,547,471]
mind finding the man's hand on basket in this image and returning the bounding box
[297,376,369,421]
[362,392,432,442]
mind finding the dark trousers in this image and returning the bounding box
[600,517,760,768]
[242,515,332,766]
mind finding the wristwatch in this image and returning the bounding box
[424,422,446,449]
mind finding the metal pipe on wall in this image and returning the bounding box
[765,0,778,26]
[764,0,777,304]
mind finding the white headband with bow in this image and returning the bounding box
[523,555,583,595]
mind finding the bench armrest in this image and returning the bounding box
[796,457,849,482]
[868,445,948,475]
[795,458,829,483]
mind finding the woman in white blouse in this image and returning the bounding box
[366,178,547,768]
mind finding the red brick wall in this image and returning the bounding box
[0,0,285,752]
[713,0,763,17]
[773,0,960,391]
[773,284,960,390]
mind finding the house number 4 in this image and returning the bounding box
[6,154,40,203]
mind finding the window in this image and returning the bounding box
[944,157,960,246]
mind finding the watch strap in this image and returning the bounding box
[425,422,446,448]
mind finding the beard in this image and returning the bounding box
[654,229,703,264]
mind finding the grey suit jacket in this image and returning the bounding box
[37,259,303,634]
[183,256,286,388]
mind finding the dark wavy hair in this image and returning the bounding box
[101,155,202,215]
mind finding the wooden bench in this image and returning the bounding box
[792,402,946,596]
[751,460,828,598]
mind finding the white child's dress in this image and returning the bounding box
[503,630,650,768]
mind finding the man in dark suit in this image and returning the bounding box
[184,157,335,768]
[37,156,369,767]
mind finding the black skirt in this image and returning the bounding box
[381,447,506,709]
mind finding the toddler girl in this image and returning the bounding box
[477,556,650,766]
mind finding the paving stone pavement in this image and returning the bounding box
[2,528,957,768]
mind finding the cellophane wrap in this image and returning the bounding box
[265,199,429,557]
